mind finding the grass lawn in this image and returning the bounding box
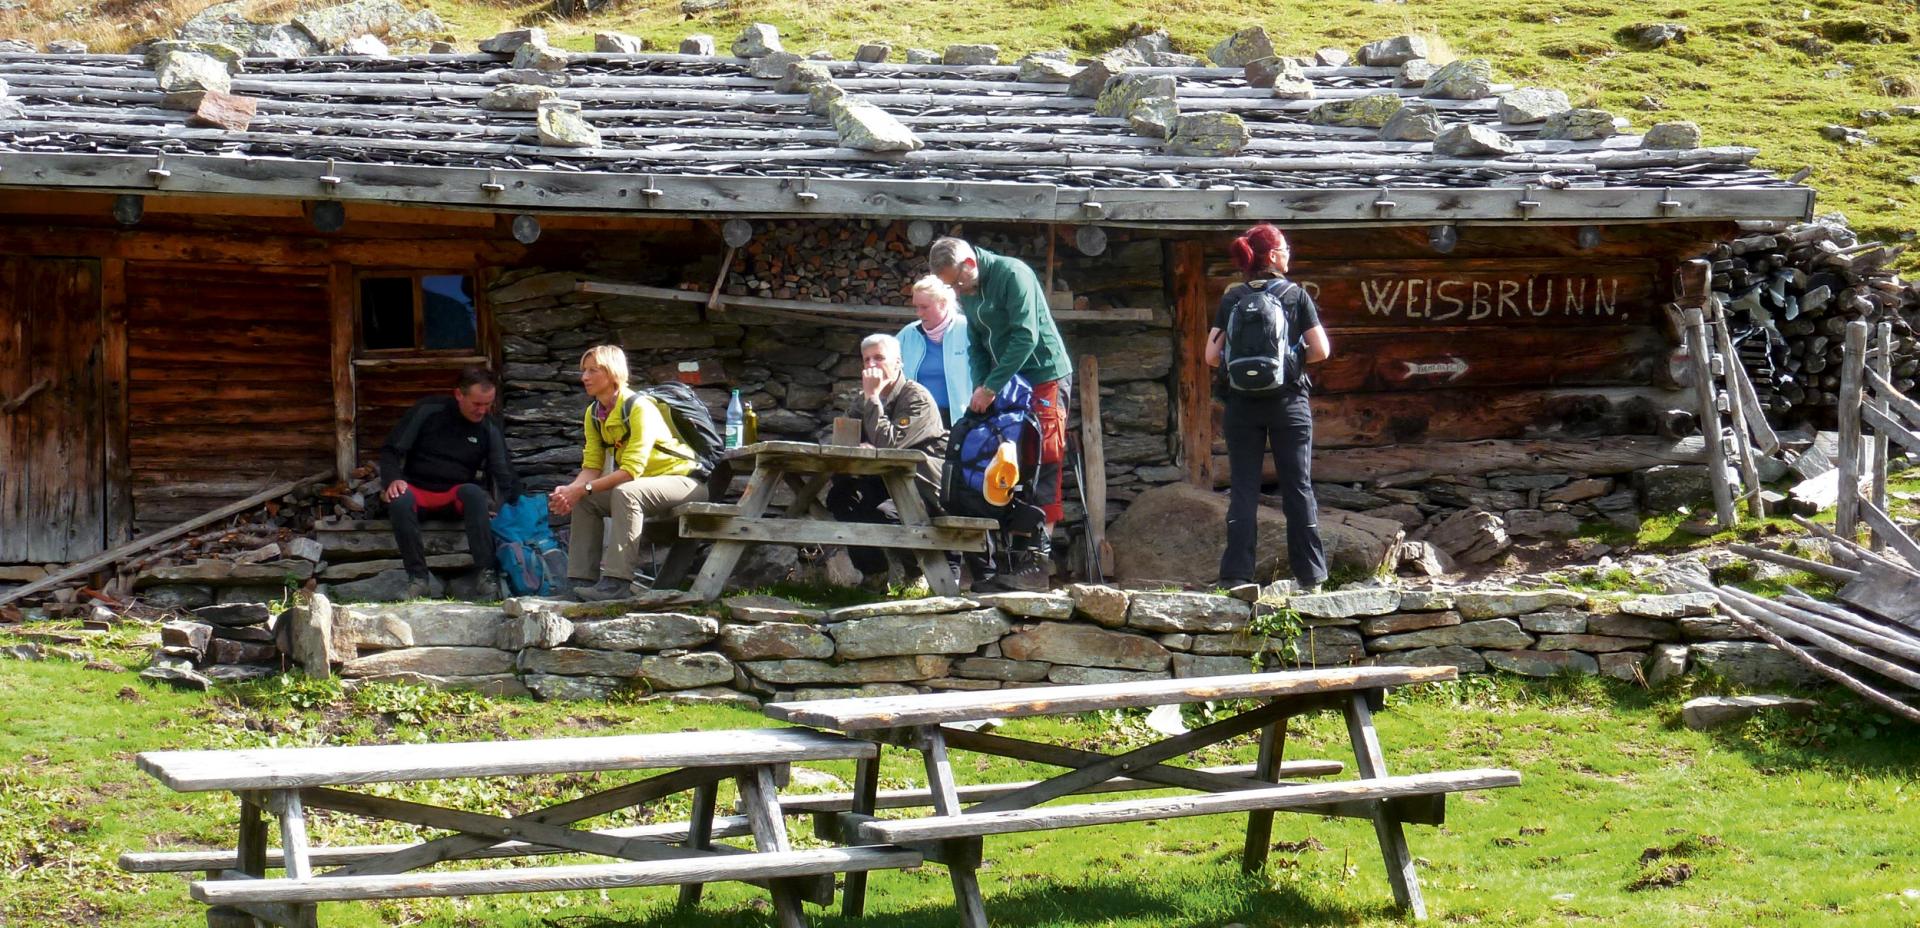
[3,644,1917,928]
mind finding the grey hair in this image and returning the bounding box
[928,236,974,272]
[860,332,900,358]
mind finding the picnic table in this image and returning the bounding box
[123,728,921,928]
[674,441,997,600]
[764,665,1521,926]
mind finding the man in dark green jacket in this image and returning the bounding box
[931,236,1073,591]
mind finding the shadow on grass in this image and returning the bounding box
[578,870,1381,928]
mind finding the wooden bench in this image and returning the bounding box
[765,666,1523,926]
[126,728,922,928]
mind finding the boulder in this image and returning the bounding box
[1689,641,1821,687]
[748,49,803,80]
[742,655,951,685]
[905,48,940,64]
[1066,583,1130,627]
[594,32,646,54]
[1379,102,1441,142]
[1681,695,1817,730]
[480,83,559,112]
[1620,22,1688,49]
[1358,610,1461,637]
[1432,123,1521,157]
[1121,95,1176,139]
[146,39,247,72]
[341,34,388,56]
[207,638,278,664]
[1245,57,1313,99]
[292,0,417,51]
[1485,649,1598,677]
[1369,618,1533,651]
[1000,623,1168,671]
[973,592,1072,619]
[1315,48,1350,66]
[942,44,999,65]
[720,623,835,661]
[536,101,600,148]
[1290,587,1400,619]
[828,98,922,152]
[830,609,1010,659]
[1372,645,1486,673]
[480,28,546,55]
[340,646,514,678]
[1110,483,1400,586]
[1307,92,1404,129]
[639,652,735,690]
[1207,26,1275,68]
[1645,643,1689,685]
[1539,108,1619,141]
[1641,121,1702,150]
[162,621,216,658]
[1634,464,1712,511]
[155,51,232,95]
[1505,509,1582,538]
[518,647,647,678]
[732,23,782,59]
[1421,58,1494,100]
[287,595,334,677]
[1356,35,1427,66]
[1018,55,1079,83]
[1095,73,1175,118]
[855,43,892,63]
[680,35,717,56]
[1497,87,1574,124]
[1126,592,1251,633]
[1427,509,1511,564]
[1395,541,1454,578]
[1394,59,1437,88]
[512,42,569,71]
[1068,51,1139,98]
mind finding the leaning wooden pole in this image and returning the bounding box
[1835,320,1869,539]
[1683,307,1736,527]
[1712,302,1763,518]
[0,470,336,608]
[1870,321,1893,550]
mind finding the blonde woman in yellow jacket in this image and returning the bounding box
[549,345,707,600]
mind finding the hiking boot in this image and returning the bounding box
[572,576,631,602]
[478,569,503,601]
[403,572,433,600]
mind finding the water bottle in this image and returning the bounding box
[725,389,744,449]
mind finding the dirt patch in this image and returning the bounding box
[1628,862,1695,890]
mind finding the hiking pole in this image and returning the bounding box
[1064,405,1103,585]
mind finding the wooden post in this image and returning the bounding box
[1078,354,1112,581]
[1836,320,1869,539]
[841,755,881,918]
[1342,691,1426,919]
[1682,307,1736,528]
[1240,717,1289,874]
[1170,240,1216,488]
[917,727,991,928]
[1870,322,1893,550]
[329,263,357,481]
[677,780,718,908]
[1711,302,1763,518]
[99,257,132,547]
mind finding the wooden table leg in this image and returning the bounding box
[1343,691,1427,920]
[690,463,784,601]
[1241,712,1290,873]
[881,471,961,596]
[737,765,810,928]
[918,727,991,928]
[677,779,719,908]
[842,754,882,918]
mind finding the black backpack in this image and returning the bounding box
[1224,279,1301,395]
[617,383,723,478]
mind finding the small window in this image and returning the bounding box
[358,272,478,353]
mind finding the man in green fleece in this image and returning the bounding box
[931,236,1073,592]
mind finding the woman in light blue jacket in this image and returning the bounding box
[898,275,974,424]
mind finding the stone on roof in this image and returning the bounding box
[1541,108,1619,141]
[1165,111,1249,156]
[1308,91,1405,128]
[1422,58,1495,100]
[594,32,646,54]
[1207,26,1274,68]
[1434,123,1519,157]
[1497,87,1571,125]
[1357,35,1428,67]
[732,23,782,59]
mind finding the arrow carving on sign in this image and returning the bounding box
[1401,356,1469,383]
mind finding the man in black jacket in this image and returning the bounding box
[379,368,520,599]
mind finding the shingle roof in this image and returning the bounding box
[0,50,1813,224]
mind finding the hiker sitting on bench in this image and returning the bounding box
[550,345,707,602]
[826,332,952,590]
[379,366,521,600]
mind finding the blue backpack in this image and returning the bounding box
[942,375,1041,511]
[491,495,566,597]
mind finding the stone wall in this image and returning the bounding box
[297,584,1819,704]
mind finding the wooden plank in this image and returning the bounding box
[677,780,720,908]
[579,278,1150,324]
[917,727,991,928]
[136,728,876,792]
[1310,326,1667,393]
[99,256,131,547]
[859,768,1518,843]
[1308,386,1692,449]
[1866,369,1920,433]
[0,256,23,562]
[839,755,882,918]
[774,761,1345,813]
[736,766,809,928]
[1713,303,1763,518]
[1856,499,1920,572]
[1078,353,1113,578]
[20,258,107,561]
[120,817,758,873]
[272,792,314,881]
[1872,323,1893,544]
[1725,544,1858,584]
[689,460,787,601]
[1242,717,1289,874]
[765,665,1456,730]
[1682,307,1735,527]
[1730,349,1780,454]
[1863,404,1920,458]
[1343,692,1426,918]
[1171,241,1215,487]
[329,262,357,478]
[191,846,924,905]
[0,468,333,606]
[1836,321,1869,538]
[1288,258,1661,328]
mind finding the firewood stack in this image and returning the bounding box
[1709,219,1919,427]
[724,218,928,304]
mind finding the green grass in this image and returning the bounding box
[3,649,1917,927]
[398,0,1920,263]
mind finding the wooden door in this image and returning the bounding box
[0,256,107,562]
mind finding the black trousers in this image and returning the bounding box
[1219,390,1327,587]
[390,483,494,577]
[825,476,900,575]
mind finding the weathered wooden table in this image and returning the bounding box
[125,728,920,928]
[765,666,1520,926]
[675,441,995,600]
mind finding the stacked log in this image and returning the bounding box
[725,218,929,304]
[1708,219,1919,426]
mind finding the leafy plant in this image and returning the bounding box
[1247,597,1304,669]
[348,682,489,727]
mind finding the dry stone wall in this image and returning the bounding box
[292,584,1818,703]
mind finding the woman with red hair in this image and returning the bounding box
[1205,223,1332,592]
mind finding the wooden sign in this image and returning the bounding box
[1309,326,1670,394]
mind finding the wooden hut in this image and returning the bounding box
[0,44,1811,569]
